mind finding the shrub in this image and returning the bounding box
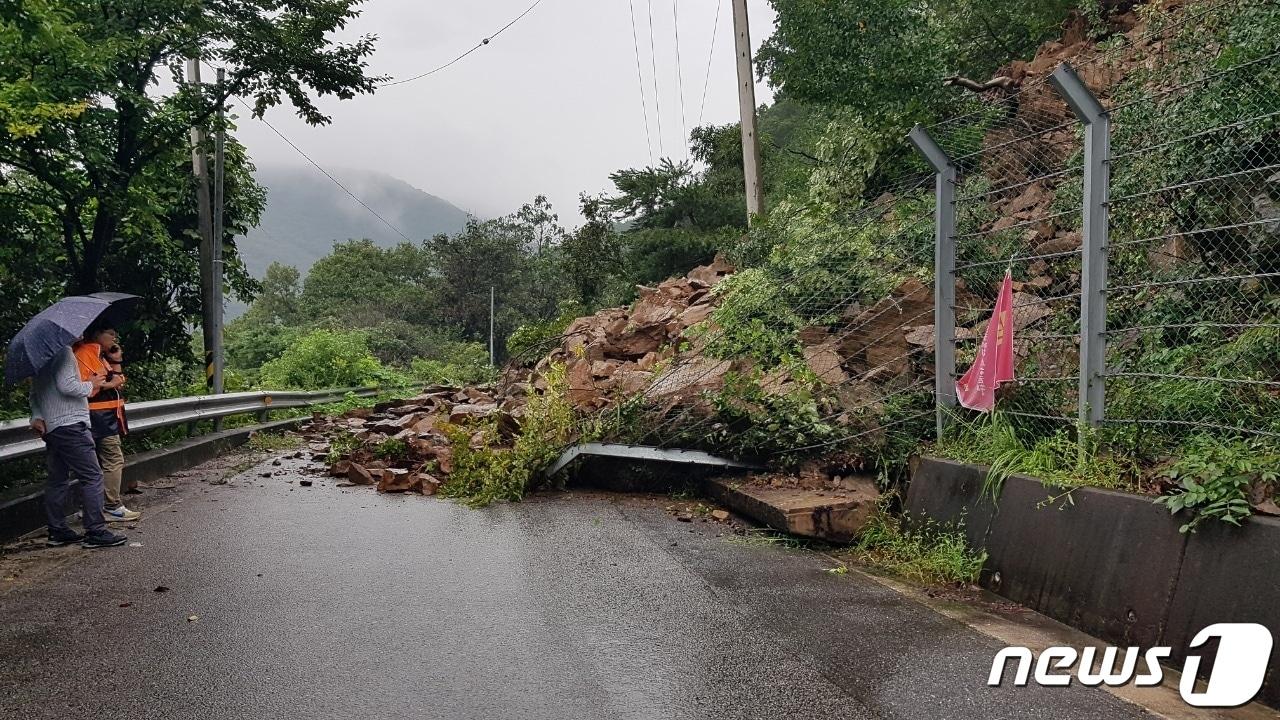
[372,437,409,461]
[1155,434,1279,532]
[695,371,835,459]
[258,329,384,390]
[506,299,584,362]
[851,501,987,585]
[439,363,576,507]
[325,430,362,465]
[409,341,496,386]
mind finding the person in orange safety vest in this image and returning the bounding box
[73,324,141,522]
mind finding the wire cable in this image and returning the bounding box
[628,0,656,164]
[646,0,665,158]
[672,0,689,160]
[697,0,723,127]
[252,111,413,242]
[378,0,545,88]
[200,59,415,244]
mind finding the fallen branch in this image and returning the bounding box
[943,75,1019,94]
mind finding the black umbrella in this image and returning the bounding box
[87,292,142,328]
[3,293,140,385]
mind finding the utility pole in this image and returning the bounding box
[489,286,496,367]
[210,68,226,400]
[731,0,764,224]
[186,58,220,397]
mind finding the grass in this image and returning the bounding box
[727,528,821,550]
[245,431,302,452]
[843,503,987,586]
[934,410,1134,502]
[724,505,984,586]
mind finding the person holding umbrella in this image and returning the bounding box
[74,323,140,522]
[6,294,137,548]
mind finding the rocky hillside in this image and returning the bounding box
[301,0,1261,513]
[301,256,739,493]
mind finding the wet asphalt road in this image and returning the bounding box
[0,452,1153,720]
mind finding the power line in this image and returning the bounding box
[201,5,549,244]
[645,0,665,158]
[697,0,723,127]
[378,0,545,88]
[201,59,414,243]
[252,110,414,243]
[627,0,655,164]
[672,0,688,161]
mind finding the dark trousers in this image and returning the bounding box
[43,423,106,536]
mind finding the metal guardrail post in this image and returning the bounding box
[909,125,958,436]
[1049,62,1110,428]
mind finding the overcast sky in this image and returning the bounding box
[232,0,778,227]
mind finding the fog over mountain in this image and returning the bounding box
[236,165,473,279]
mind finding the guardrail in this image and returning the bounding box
[0,386,385,463]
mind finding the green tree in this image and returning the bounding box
[0,0,378,357]
[560,194,623,305]
[514,194,566,255]
[258,329,384,390]
[300,240,437,324]
[253,263,303,327]
[428,204,574,358]
[758,0,946,123]
[757,0,1087,125]
[224,262,303,371]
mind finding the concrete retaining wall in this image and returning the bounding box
[906,456,1280,708]
[0,418,300,542]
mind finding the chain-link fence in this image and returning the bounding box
[924,69,1088,443]
[634,178,941,472]
[901,0,1280,465]
[1093,0,1280,454]
[535,0,1277,480]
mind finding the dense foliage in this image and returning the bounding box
[0,0,378,406]
[4,0,1275,530]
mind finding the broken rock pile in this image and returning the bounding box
[525,253,738,411]
[302,255,742,494]
[300,384,517,495]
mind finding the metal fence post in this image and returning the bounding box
[908,125,958,436]
[1048,62,1109,428]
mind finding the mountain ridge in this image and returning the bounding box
[236,164,473,279]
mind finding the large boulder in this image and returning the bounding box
[803,343,848,385]
[646,357,732,399]
[448,403,498,424]
[347,463,375,486]
[566,360,597,407]
[677,302,715,328]
[377,469,419,493]
[615,369,654,395]
[685,254,735,287]
[838,277,934,376]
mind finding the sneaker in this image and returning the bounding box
[47,531,85,547]
[81,531,128,548]
[105,506,141,522]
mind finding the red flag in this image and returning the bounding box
[956,271,1016,411]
